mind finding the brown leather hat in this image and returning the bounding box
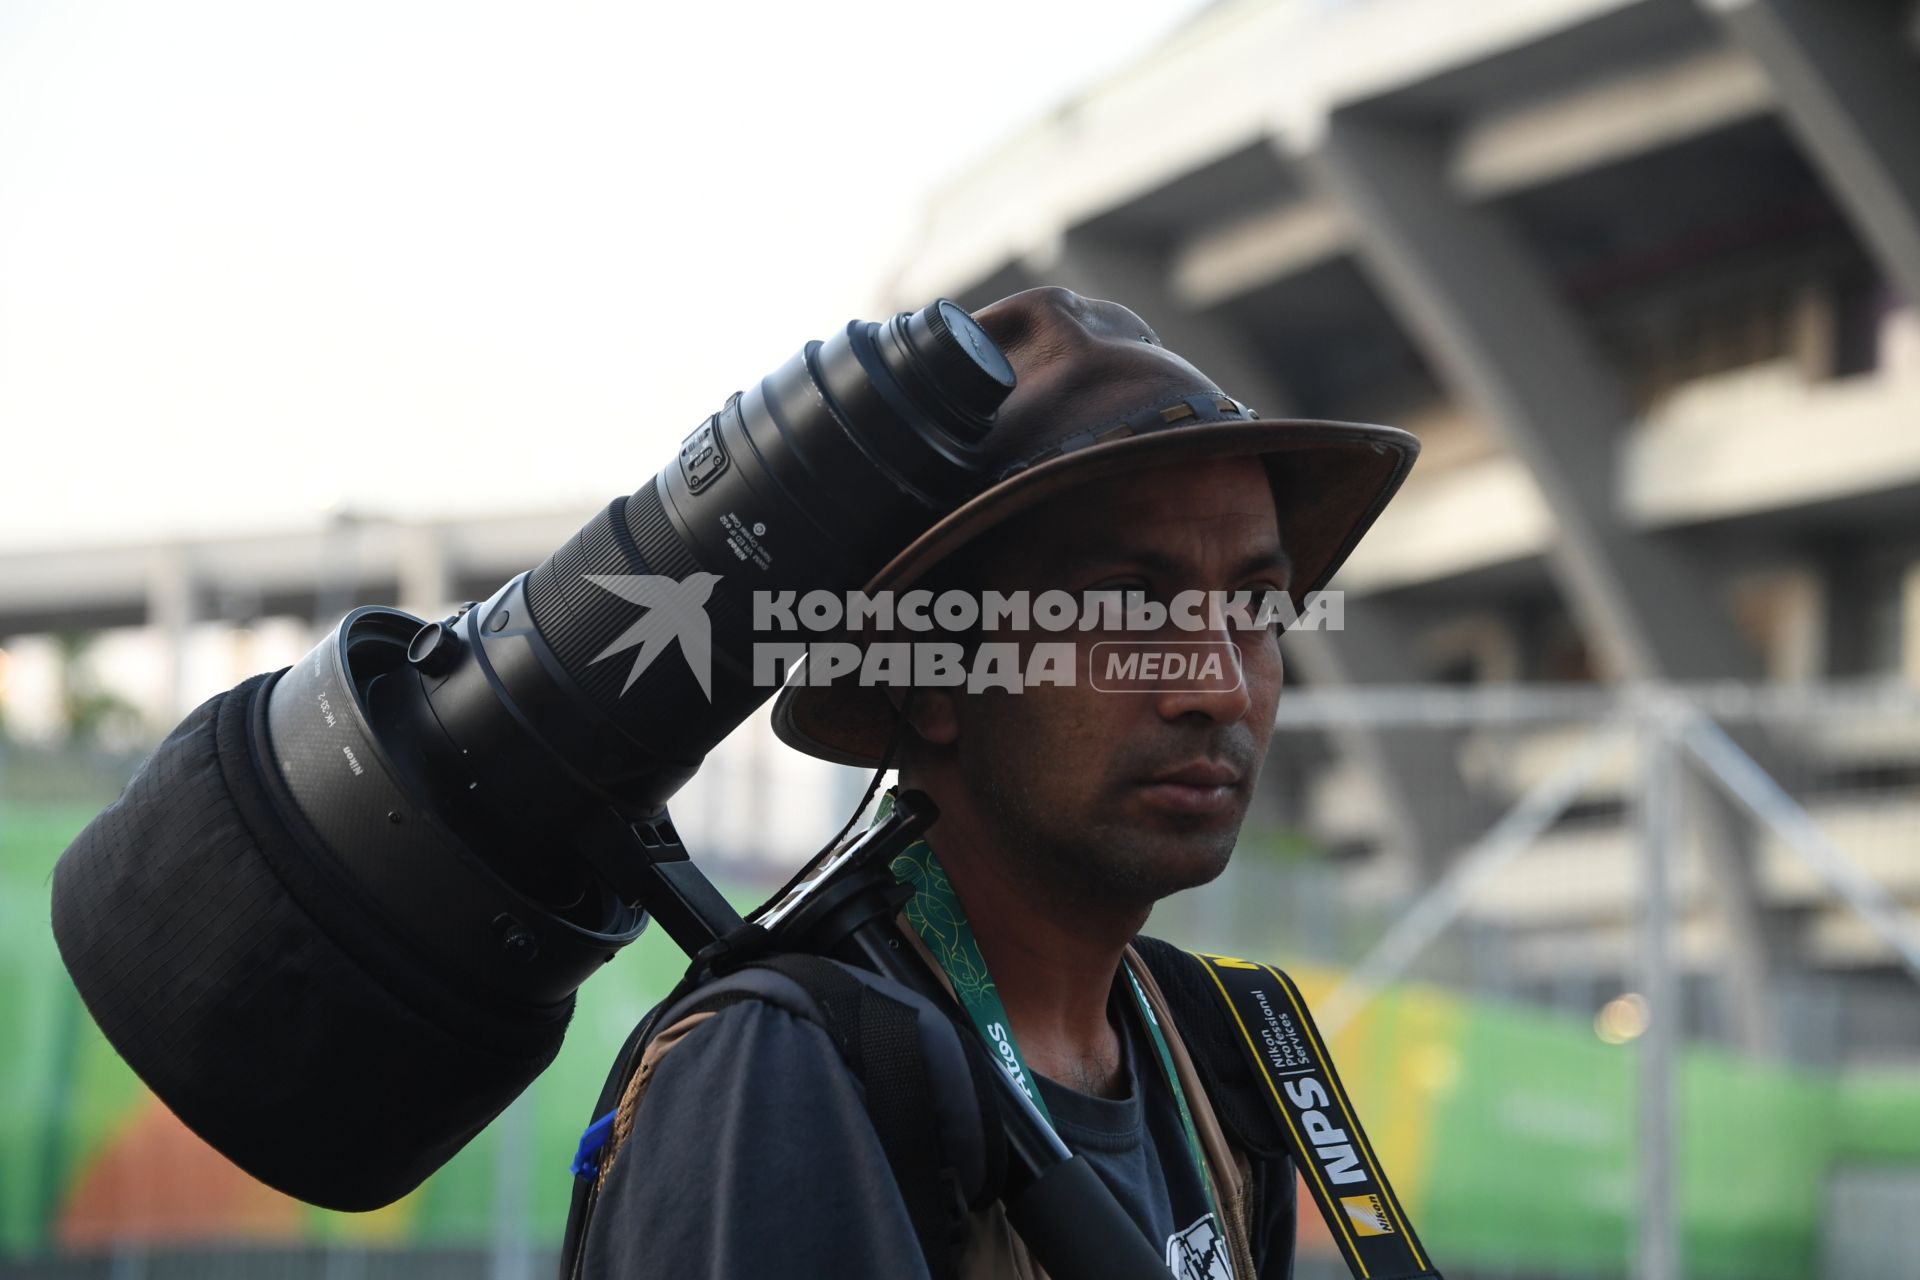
[770,286,1418,766]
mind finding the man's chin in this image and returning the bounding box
[1100,820,1242,902]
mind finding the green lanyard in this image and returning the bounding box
[880,794,1231,1274]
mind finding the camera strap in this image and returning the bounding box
[1191,952,1441,1280]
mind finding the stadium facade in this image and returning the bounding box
[874,0,1920,1069]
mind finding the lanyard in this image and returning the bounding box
[881,794,1231,1276]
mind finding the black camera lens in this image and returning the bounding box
[507,298,1013,801]
[259,299,1015,1004]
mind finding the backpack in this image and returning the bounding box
[557,935,1292,1280]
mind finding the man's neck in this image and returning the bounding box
[920,805,1151,1098]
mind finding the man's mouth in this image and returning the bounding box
[1135,761,1244,816]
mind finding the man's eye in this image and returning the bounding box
[1238,584,1290,632]
[1082,581,1158,612]
[1080,581,1162,629]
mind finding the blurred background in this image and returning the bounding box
[4,1,1918,1277]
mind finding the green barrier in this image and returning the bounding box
[1166,960,1919,1277]
[1833,1072,1920,1165]
[5,805,1920,1274]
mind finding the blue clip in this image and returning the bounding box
[570,1110,618,1178]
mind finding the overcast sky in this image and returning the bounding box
[0,0,1215,552]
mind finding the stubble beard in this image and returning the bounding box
[967,751,1243,915]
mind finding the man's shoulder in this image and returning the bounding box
[582,993,938,1280]
[649,993,857,1086]
[637,948,983,1128]
[636,955,906,1088]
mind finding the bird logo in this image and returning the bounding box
[583,572,723,700]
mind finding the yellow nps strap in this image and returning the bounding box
[1195,953,1442,1280]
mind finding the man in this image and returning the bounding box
[50,287,1417,1279]
[578,288,1418,1278]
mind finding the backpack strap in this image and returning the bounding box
[1131,936,1290,1160]
[1123,943,1263,1280]
[562,952,1001,1280]
[558,991,674,1279]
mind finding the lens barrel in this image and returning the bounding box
[261,298,1011,1003]
[515,299,1013,802]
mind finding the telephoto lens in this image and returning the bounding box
[522,297,1015,785]
[259,299,1016,1003]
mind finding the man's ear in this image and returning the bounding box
[887,685,960,748]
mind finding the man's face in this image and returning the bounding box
[929,453,1286,908]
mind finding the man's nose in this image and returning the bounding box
[1152,639,1252,725]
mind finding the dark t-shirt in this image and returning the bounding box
[580,984,1296,1279]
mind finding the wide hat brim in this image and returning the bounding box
[771,416,1417,766]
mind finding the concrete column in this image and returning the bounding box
[146,546,197,726]
[1823,541,1881,676]
[1903,561,1920,685]
[1027,232,1492,880]
[1706,0,1920,308]
[316,512,364,631]
[1637,710,1683,1280]
[1285,623,1498,882]
[1299,111,1761,682]
[1685,763,1786,1053]
[1298,111,1782,1052]
[395,524,453,620]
